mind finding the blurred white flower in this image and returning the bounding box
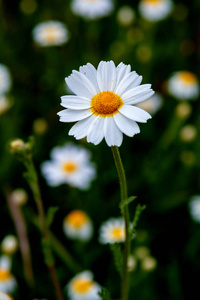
[71,0,114,20]
[63,210,93,241]
[1,235,18,255]
[41,143,96,190]
[99,218,125,244]
[139,0,173,22]
[0,291,13,300]
[58,61,154,147]
[136,93,163,115]
[189,195,200,223]
[11,188,28,206]
[32,21,69,47]
[0,64,12,95]
[0,256,17,294]
[179,124,197,143]
[116,6,135,27]
[141,256,157,271]
[168,71,199,100]
[66,271,101,300]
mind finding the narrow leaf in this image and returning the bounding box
[109,244,123,277]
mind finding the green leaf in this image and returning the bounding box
[131,204,146,235]
[109,243,123,277]
[46,206,59,227]
[120,196,137,210]
[98,287,112,300]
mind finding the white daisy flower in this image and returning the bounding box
[188,195,200,223]
[71,0,114,20]
[32,21,69,47]
[117,6,135,27]
[41,143,96,190]
[139,0,173,22]
[1,236,18,255]
[0,256,17,294]
[63,210,93,241]
[136,92,163,115]
[168,71,199,100]
[58,61,154,147]
[67,271,101,300]
[0,64,12,95]
[99,218,125,244]
[0,291,13,300]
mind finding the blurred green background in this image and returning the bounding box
[0,0,200,299]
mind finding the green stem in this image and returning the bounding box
[111,146,130,300]
[24,158,64,300]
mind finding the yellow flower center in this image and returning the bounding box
[0,269,11,281]
[111,227,125,240]
[72,278,93,293]
[90,91,123,117]
[143,0,160,4]
[65,210,88,228]
[45,27,58,42]
[179,71,197,85]
[62,161,77,173]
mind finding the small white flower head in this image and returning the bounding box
[168,71,199,100]
[67,271,101,300]
[58,61,154,147]
[1,236,18,255]
[136,92,163,115]
[188,195,200,223]
[41,143,96,190]
[179,124,197,143]
[139,0,173,22]
[0,291,13,300]
[32,21,69,47]
[116,6,135,27]
[0,64,12,95]
[0,96,12,115]
[71,0,114,20]
[11,188,28,206]
[99,218,125,244]
[63,210,93,241]
[0,256,17,294]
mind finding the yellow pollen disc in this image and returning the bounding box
[111,227,125,240]
[90,91,123,117]
[72,279,93,293]
[143,0,160,4]
[0,269,11,281]
[179,71,197,84]
[62,161,77,173]
[45,27,58,42]
[65,210,88,228]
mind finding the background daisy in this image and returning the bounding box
[99,217,125,244]
[139,0,173,22]
[58,61,154,147]
[168,71,199,100]
[71,0,114,20]
[32,21,69,47]
[41,143,96,190]
[0,64,12,95]
[63,210,93,241]
[188,195,200,223]
[66,271,101,300]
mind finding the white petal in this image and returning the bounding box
[69,115,97,139]
[57,109,92,122]
[61,96,91,109]
[87,116,105,145]
[115,71,142,96]
[122,84,152,103]
[104,117,123,147]
[119,105,151,123]
[114,113,140,137]
[65,70,96,98]
[79,63,100,93]
[125,89,155,105]
[116,62,131,86]
[97,61,117,92]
